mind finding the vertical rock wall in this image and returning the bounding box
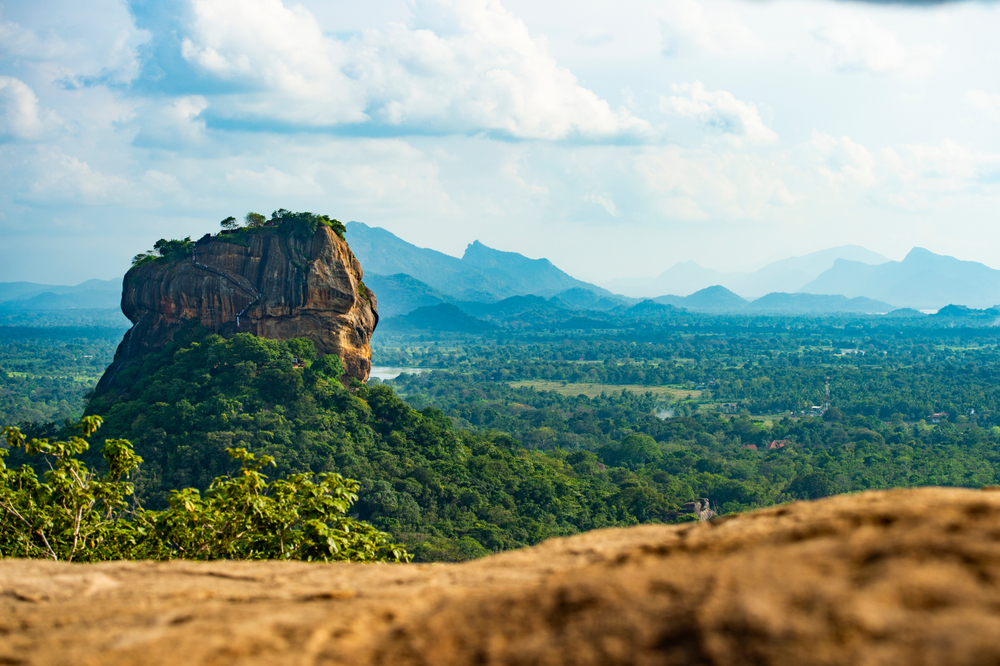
[97,226,377,393]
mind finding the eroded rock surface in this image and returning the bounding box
[4,487,1000,665]
[97,226,377,392]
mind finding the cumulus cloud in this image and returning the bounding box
[811,132,879,187]
[23,148,128,205]
[659,0,762,57]
[177,0,650,141]
[809,132,1000,210]
[635,147,793,220]
[585,193,619,217]
[0,77,56,141]
[0,2,149,85]
[813,11,943,78]
[131,96,210,148]
[661,81,777,144]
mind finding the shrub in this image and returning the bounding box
[0,416,409,562]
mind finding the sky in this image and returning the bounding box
[0,0,998,286]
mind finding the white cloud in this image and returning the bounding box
[585,193,619,217]
[24,148,128,205]
[809,133,1000,211]
[0,18,67,60]
[635,147,793,220]
[0,2,149,85]
[967,90,1000,121]
[811,132,878,188]
[131,96,209,148]
[503,157,548,195]
[659,0,762,58]
[0,77,56,141]
[225,165,323,197]
[812,11,943,78]
[178,0,650,140]
[661,81,777,145]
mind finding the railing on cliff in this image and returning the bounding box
[191,244,262,327]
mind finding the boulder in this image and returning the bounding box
[3,487,1000,665]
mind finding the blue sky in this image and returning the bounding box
[1,0,998,285]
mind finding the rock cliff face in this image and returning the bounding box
[97,226,377,393]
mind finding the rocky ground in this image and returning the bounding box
[4,487,1000,665]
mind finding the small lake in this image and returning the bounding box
[369,366,427,381]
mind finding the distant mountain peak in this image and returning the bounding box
[346,223,611,312]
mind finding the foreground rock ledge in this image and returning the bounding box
[4,487,1000,666]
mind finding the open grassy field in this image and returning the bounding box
[508,380,702,400]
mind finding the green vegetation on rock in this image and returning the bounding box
[84,328,646,561]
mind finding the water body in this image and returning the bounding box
[369,366,427,381]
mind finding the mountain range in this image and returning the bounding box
[604,245,890,299]
[800,248,1000,310]
[652,286,894,314]
[7,226,1000,321]
[347,222,611,303]
[0,279,121,310]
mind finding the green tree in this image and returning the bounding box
[0,416,409,563]
[245,212,266,228]
[220,216,239,230]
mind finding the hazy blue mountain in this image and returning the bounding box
[603,261,741,299]
[346,222,609,303]
[602,245,888,298]
[460,241,607,299]
[625,300,683,319]
[932,305,1000,319]
[346,222,467,282]
[0,282,60,302]
[736,246,888,298]
[1,290,121,310]
[363,274,452,318]
[883,308,926,318]
[747,293,894,314]
[800,248,1000,309]
[379,303,496,333]
[652,285,748,311]
[550,287,628,311]
[457,295,572,325]
[0,279,122,310]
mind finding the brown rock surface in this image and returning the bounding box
[98,226,377,391]
[4,487,1000,665]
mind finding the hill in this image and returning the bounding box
[800,247,1000,309]
[362,274,452,318]
[84,330,642,561]
[604,245,889,298]
[345,222,610,304]
[550,287,629,311]
[932,304,1000,319]
[747,292,894,314]
[380,303,495,333]
[654,285,748,312]
[0,279,121,310]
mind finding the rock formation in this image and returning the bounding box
[4,487,1000,665]
[97,225,377,392]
